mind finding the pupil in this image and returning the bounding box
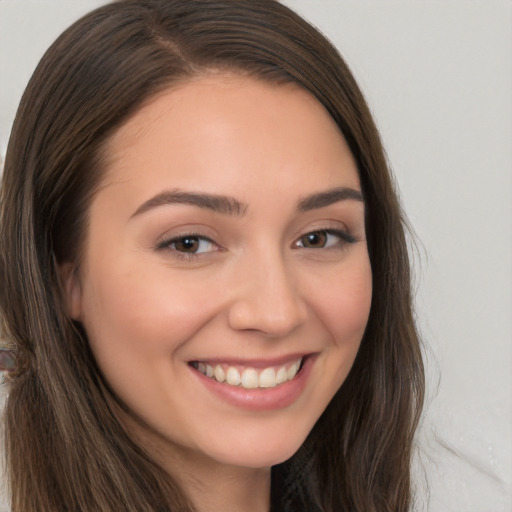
[305,231,326,248]
[177,237,198,252]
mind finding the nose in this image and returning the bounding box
[227,249,308,338]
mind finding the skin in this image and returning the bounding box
[64,74,372,512]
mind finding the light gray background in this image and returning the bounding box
[1,1,511,511]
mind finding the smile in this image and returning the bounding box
[190,358,303,389]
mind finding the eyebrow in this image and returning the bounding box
[131,186,363,219]
[131,189,247,218]
[297,186,364,211]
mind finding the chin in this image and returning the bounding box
[197,421,313,470]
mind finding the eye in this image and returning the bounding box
[157,234,217,255]
[295,229,355,249]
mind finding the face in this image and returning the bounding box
[66,74,372,471]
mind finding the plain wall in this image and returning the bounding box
[1,1,511,511]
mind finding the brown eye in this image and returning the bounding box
[300,231,328,248]
[157,234,218,256]
[173,236,200,253]
[295,229,356,250]
[156,234,218,257]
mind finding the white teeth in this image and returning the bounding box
[287,361,300,380]
[259,368,276,388]
[214,364,225,383]
[193,358,303,389]
[276,366,288,384]
[226,367,241,386]
[241,368,259,389]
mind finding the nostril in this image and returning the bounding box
[227,300,306,337]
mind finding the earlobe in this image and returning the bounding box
[59,262,83,320]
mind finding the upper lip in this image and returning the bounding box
[188,353,312,369]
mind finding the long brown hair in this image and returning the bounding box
[0,1,424,510]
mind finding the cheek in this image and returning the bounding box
[78,263,225,435]
[315,259,373,344]
[305,255,372,393]
[78,258,224,389]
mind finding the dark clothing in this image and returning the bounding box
[270,447,323,512]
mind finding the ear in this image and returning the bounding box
[59,262,83,320]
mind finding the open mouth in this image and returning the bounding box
[189,357,304,390]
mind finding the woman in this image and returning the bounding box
[0,1,424,511]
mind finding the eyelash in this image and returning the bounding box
[155,231,220,260]
[156,228,356,260]
[294,228,356,249]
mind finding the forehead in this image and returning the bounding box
[99,73,360,202]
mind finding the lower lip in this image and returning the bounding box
[190,356,314,411]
